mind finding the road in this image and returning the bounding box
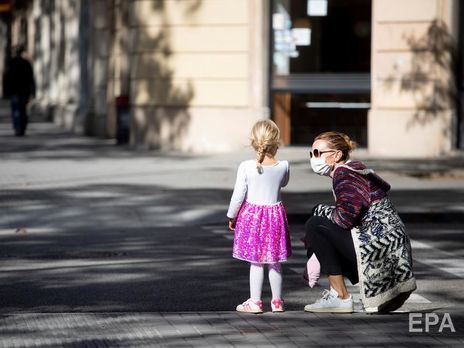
[1,105,463,346]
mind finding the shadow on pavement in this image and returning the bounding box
[0,182,463,313]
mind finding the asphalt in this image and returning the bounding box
[1,101,464,347]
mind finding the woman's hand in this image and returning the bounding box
[228,218,236,231]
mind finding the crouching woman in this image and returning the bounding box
[303,131,416,313]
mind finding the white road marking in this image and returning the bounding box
[411,240,464,278]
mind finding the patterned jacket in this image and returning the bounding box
[313,161,416,310]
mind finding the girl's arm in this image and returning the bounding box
[226,162,248,219]
[281,161,290,187]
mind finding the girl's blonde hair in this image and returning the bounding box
[314,131,357,161]
[250,120,280,173]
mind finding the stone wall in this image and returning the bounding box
[18,0,269,152]
[26,0,83,128]
[128,0,269,152]
[369,0,459,157]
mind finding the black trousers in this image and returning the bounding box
[11,95,28,136]
[304,216,359,285]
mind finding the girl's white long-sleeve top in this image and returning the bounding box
[227,160,290,219]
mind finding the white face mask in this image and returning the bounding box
[310,156,333,176]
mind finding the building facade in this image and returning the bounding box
[369,0,462,157]
[2,0,463,157]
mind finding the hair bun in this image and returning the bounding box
[341,134,357,152]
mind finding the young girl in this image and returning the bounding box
[227,120,292,313]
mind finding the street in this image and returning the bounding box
[1,106,464,346]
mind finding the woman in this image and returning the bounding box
[303,131,416,313]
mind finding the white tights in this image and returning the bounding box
[249,262,282,301]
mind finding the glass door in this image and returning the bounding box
[271,0,372,146]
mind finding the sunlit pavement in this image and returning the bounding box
[0,312,463,347]
[1,105,463,346]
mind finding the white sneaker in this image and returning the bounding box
[236,299,263,314]
[304,288,354,313]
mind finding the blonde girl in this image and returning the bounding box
[227,120,292,313]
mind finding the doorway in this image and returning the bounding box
[270,0,372,147]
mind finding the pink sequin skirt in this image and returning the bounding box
[233,201,292,263]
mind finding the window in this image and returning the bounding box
[271,0,372,147]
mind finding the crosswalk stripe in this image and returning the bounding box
[411,240,464,278]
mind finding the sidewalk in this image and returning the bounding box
[1,311,463,347]
[1,106,464,347]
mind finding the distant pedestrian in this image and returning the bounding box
[303,131,416,313]
[2,45,36,136]
[227,120,292,314]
